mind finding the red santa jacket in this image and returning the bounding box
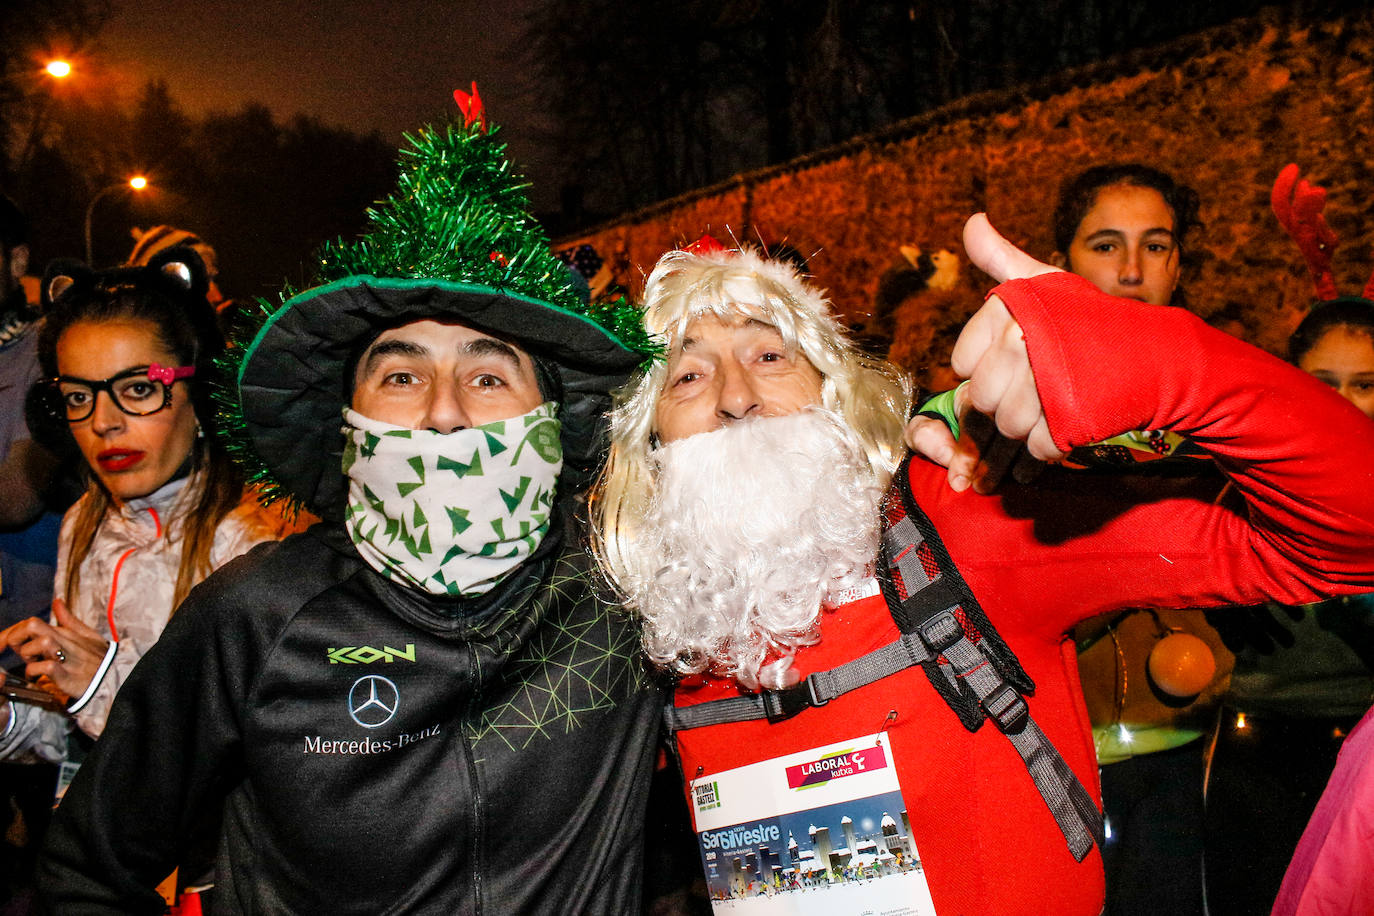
[672,272,1374,916]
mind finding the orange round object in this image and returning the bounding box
[1147,632,1217,697]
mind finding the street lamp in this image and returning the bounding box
[14,59,78,178]
[85,177,149,264]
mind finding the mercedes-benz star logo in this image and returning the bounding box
[348,675,399,728]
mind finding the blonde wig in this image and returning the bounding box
[591,244,913,638]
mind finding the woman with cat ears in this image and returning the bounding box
[0,248,286,765]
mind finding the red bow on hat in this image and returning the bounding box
[453,82,487,133]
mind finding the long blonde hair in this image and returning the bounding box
[590,245,912,603]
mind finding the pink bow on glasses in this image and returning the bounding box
[147,363,196,385]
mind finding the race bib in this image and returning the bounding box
[690,732,938,914]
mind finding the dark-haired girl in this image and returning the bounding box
[1290,298,1374,419]
[1050,162,1200,310]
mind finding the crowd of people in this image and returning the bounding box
[2,87,1372,916]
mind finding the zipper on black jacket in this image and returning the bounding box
[459,645,485,916]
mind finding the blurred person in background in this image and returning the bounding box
[128,225,232,319]
[1208,166,1374,915]
[0,192,68,914]
[0,193,63,625]
[1209,299,1374,916]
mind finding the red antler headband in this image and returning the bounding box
[1270,164,1374,302]
[1271,163,1339,302]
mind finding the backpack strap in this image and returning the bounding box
[665,630,936,731]
[878,456,1103,860]
[880,470,1032,728]
[935,620,1105,861]
[664,457,1104,861]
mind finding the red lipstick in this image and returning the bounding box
[97,449,145,472]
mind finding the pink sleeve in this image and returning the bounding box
[1271,708,1374,915]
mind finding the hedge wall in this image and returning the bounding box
[557,9,1374,377]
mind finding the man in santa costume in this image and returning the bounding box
[590,216,1374,915]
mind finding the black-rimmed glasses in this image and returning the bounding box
[50,363,195,422]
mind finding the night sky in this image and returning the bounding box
[96,0,561,208]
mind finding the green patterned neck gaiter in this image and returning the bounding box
[342,402,563,596]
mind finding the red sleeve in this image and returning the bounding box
[926,273,1374,637]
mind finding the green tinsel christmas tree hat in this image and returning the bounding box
[225,85,657,519]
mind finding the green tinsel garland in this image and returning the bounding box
[287,118,655,355]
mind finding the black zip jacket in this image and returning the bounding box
[39,521,663,914]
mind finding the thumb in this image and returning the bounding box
[51,596,73,628]
[52,597,100,639]
[963,214,1062,284]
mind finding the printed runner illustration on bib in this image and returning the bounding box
[690,731,937,915]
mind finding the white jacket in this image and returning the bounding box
[0,473,284,763]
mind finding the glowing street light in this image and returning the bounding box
[15,58,78,177]
[85,177,151,264]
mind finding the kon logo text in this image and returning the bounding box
[327,644,416,664]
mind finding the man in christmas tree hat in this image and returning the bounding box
[39,86,665,914]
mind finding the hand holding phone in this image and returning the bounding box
[1,670,68,713]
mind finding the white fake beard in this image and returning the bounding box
[632,408,883,690]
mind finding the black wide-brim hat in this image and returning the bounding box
[234,275,643,520]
